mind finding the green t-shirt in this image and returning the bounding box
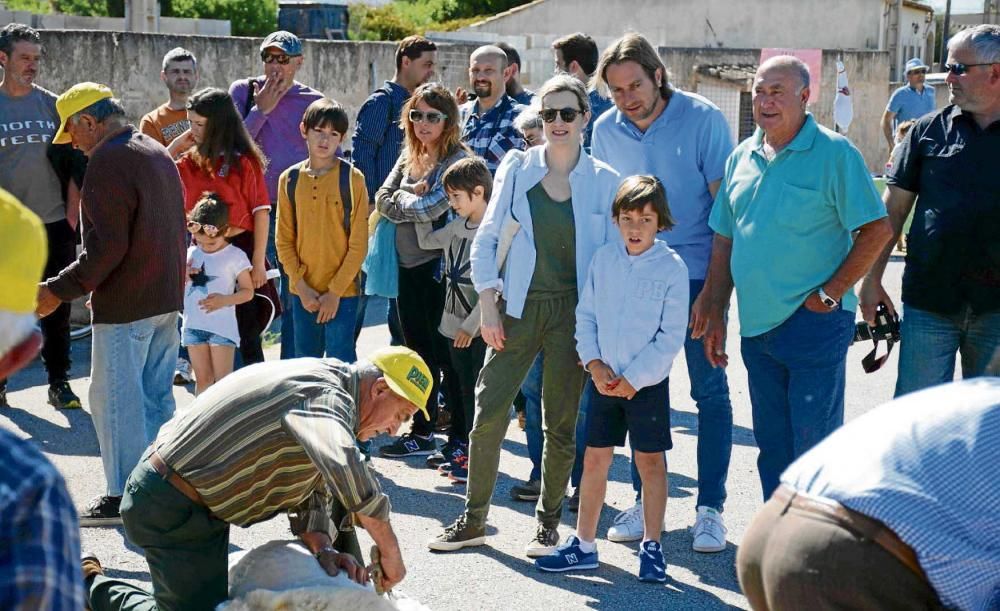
[526,182,576,299]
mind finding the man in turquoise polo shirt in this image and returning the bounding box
[698,56,892,499]
[590,32,735,552]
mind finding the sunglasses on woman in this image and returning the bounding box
[186,221,223,238]
[943,62,996,76]
[409,110,448,124]
[539,107,583,123]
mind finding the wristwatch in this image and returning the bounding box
[313,544,337,559]
[817,287,839,310]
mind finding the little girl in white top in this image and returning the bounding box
[183,193,254,394]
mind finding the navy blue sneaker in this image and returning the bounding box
[534,536,599,572]
[638,540,667,583]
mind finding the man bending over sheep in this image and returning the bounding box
[81,346,432,611]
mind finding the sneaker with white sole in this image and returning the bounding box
[692,506,727,552]
[378,433,437,458]
[525,523,560,558]
[607,501,644,542]
[173,358,194,385]
[534,535,599,572]
[427,515,486,552]
[638,540,667,583]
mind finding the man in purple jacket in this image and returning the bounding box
[229,30,323,359]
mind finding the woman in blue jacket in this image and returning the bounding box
[427,74,621,558]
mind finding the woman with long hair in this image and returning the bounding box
[375,82,469,459]
[428,74,621,557]
[170,87,275,366]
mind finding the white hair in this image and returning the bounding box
[758,55,811,90]
[948,24,1000,64]
[0,311,38,357]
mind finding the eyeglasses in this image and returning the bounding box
[943,62,996,76]
[186,221,222,237]
[409,110,448,124]
[539,107,583,123]
[261,53,292,65]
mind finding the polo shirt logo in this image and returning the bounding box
[406,366,430,392]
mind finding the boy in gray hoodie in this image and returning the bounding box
[535,175,688,582]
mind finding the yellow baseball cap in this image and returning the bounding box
[369,347,433,419]
[0,188,47,314]
[53,82,114,145]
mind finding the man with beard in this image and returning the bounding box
[0,23,83,411]
[459,45,525,175]
[140,47,199,150]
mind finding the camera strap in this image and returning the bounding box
[861,334,897,373]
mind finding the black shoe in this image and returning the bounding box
[568,487,581,513]
[378,433,437,458]
[79,495,122,527]
[510,478,541,501]
[48,381,82,409]
[81,551,104,583]
[0,387,8,409]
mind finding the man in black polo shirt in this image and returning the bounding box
[861,24,1000,396]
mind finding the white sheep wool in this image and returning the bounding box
[216,540,431,611]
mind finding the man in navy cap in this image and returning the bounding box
[229,31,324,360]
[880,57,935,150]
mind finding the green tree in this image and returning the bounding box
[168,0,277,37]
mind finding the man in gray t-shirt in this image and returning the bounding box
[0,23,82,409]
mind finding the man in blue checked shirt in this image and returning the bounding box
[459,45,526,175]
[739,378,1000,611]
[0,188,84,610]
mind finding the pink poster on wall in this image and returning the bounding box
[759,48,823,104]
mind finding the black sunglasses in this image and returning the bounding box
[539,107,583,123]
[943,62,996,76]
[261,53,293,65]
[409,109,448,124]
[186,221,223,238]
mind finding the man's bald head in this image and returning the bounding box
[757,55,811,91]
[470,45,508,70]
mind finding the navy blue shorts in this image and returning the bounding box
[585,376,672,453]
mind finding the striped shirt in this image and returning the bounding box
[782,378,1000,611]
[459,94,525,175]
[351,81,410,201]
[0,429,84,610]
[155,358,389,534]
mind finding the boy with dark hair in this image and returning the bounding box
[536,175,688,582]
[415,157,493,483]
[276,98,368,361]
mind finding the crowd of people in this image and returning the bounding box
[0,18,998,611]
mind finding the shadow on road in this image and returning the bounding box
[2,404,100,456]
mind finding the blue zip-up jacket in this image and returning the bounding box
[576,240,689,391]
[470,146,621,319]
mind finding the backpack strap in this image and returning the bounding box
[285,161,303,233]
[242,78,259,118]
[338,158,353,236]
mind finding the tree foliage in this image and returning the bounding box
[169,0,277,37]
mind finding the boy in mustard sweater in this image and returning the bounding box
[276,99,369,361]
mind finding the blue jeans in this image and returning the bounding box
[90,312,179,496]
[522,354,544,482]
[268,213,295,360]
[291,294,359,361]
[740,305,854,499]
[895,304,1000,397]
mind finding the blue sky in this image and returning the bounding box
[928,0,986,14]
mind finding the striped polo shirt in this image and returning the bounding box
[155,358,389,534]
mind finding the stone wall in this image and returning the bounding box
[15,30,479,146]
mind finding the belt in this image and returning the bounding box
[149,451,207,508]
[775,485,927,582]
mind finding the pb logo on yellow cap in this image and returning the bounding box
[406,365,430,393]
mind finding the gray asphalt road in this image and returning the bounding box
[1,258,909,610]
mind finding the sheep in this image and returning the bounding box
[217,540,430,611]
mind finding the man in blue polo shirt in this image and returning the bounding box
[880,57,936,151]
[701,56,892,500]
[590,32,735,552]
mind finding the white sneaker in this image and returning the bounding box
[173,358,194,385]
[692,506,727,552]
[607,502,644,542]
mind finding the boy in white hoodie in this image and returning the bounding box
[535,175,688,582]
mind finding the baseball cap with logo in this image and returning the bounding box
[905,58,930,74]
[52,82,114,145]
[260,30,303,57]
[0,188,47,314]
[369,346,432,419]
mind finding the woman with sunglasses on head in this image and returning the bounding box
[170,87,275,366]
[375,82,470,459]
[182,194,255,395]
[428,74,621,558]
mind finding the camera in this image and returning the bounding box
[853,303,900,373]
[853,303,900,344]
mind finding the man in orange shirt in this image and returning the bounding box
[139,48,198,150]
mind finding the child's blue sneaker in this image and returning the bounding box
[638,540,667,583]
[534,536,599,573]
